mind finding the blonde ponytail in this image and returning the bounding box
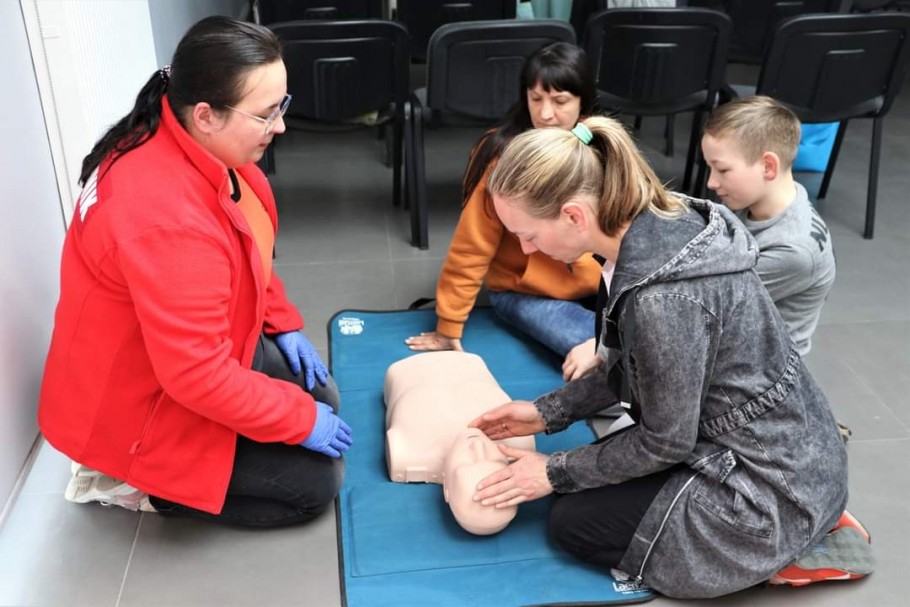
[488,116,686,236]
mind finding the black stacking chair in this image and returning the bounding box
[570,0,608,41]
[257,0,385,24]
[268,20,409,207]
[583,8,731,193]
[723,0,843,64]
[405,20,576,249]
[848,0,897,10]
[720,12,910,238]
[394,0,517,61]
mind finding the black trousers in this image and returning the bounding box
[548,440,676,571]
[149,332,344,527]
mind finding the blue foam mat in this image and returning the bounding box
[329,309,655,606]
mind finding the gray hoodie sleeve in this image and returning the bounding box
[543,293,712,493]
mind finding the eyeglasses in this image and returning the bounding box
[225,93,292,135]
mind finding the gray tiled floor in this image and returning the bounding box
[1,75,908,606]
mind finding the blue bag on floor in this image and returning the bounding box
[794,122,839,173]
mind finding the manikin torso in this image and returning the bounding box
[384,351,534,483]
[384,351,534,535]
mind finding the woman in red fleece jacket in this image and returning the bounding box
[38,16,352,526]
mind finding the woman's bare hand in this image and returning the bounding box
[405,331,463,352]
[562,338,602,381]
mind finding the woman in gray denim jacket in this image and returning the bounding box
[468,116,849,599]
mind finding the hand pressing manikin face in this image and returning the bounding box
[443,428,517,535]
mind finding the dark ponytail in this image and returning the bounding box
[79,16,282,186]
[461,41,598,202]
[78,70,168,185]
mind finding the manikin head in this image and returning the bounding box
[443,428,516,535]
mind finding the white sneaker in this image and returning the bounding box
[65,463,155,512]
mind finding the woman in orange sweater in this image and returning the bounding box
[406,42,602,380]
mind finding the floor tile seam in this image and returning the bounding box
[389,253,447,262]
[819,345,910,437]
[384,204,394,263]
[816,317,910,328]
[115,513,144,607]
[843,382,910,438]
[17,488,69,497]
[273,257,396,268]
[846,435,910,446]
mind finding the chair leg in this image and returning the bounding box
[393,110,403,208]
[401,101,414,211]
[665,114,675,157]
[634,115,643,132]
[410,102,429,250]
[864,116,883,239]
[384,122,393,169]
[819,120,848,199]
[683,109,703,193]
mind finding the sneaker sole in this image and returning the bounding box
[65,474,147,511]
[770,527,876,587]
[769,570,867,587]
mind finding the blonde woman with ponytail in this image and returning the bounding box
[467,116,854,598]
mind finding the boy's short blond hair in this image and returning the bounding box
[703,96,801,169]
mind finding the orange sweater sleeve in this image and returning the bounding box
[435,173,503,339]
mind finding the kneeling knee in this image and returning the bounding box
[301,457,345,513]
[548,496,579,552]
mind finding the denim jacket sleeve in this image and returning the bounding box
[534,368,619,434]
[542,292,715,493]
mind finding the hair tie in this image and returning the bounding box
[571,123,593,145]
[159,64,172,82]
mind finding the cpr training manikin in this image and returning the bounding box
[383,351,535,535]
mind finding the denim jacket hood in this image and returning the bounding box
[607,197,758,317]
[535,196,848,598]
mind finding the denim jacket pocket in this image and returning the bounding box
[691,449,773,538]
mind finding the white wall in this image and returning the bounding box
[0,2,67,519]
[22,0,158,223]
[148,0,249,65]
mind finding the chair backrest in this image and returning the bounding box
[757,13,910,121]
[270,20,409,122]
[726,0,834,63]
[425,20,576,120]
[850,0,895,10]
[258,0,385,24]
[396,0,517,61]
[583,8,732,113]
[571,0,609,40]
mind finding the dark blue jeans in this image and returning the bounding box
[149,332,344,527]
[488,291,596,357]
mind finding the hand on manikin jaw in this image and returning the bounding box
[443,428,517,535]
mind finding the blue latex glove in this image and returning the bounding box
[274,330,329,390]
[301,401,353,458]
